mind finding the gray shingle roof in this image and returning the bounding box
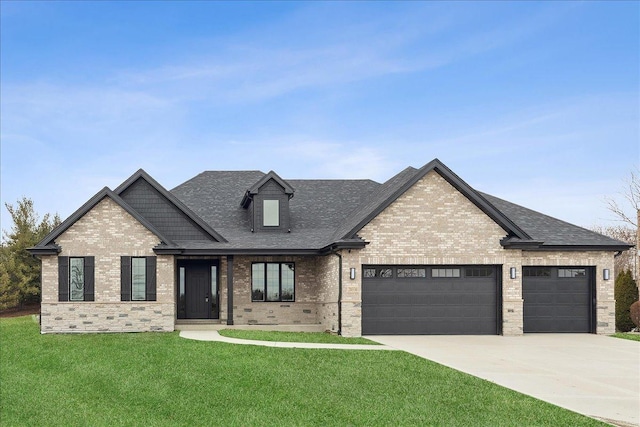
[170,171,380,250]
[480,193,630,248]
[31,160,633,255]
[169,162,630,252]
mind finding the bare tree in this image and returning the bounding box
[591,225,636,277]
[606,169,639,227]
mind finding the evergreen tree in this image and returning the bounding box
[0,198,60,309]
[614,269,639,332]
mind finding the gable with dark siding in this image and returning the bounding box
[120,178,215,241]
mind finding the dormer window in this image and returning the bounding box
[241,171,294,233]
[263,200,280,227]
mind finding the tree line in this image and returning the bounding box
[0,198,60,310]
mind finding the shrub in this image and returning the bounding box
[615,270,639,332]
[630,301,640,331]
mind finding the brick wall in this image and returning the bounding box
[228,256,320,325]
[40,197,175,333]
[316,254,339,332]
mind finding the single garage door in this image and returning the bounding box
[362,265,500,335]
[523,267,594,333]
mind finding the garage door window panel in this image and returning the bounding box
[465,267,494,278]
[397,268,426,278]
[558,268,586,278]
[524,267,552,277]
[432,268,461,278]
[363,267,394,278]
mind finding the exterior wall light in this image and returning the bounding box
[509,267,517,279]
[603,269,610,281]
[349,268,356,280]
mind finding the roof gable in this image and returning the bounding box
[241,170,295,208]
[248,170,295,196]
[31,187,173,252]
[337,159,531,241]
[115,169,226,243]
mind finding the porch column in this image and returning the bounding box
[226,255,234,325]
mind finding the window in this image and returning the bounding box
[58,256,94,302]
[558,268,586,278]
[252,262,294,302]
[523,267,552,277]
[363,267,393,278]
[69,258,85,301]
[121,256,156,301]
[432,268,461,278]
[363,268,377,278]
[131,258,146,301]
[397,268,426,278]
[178,267,186,318]
[465,267,494,278]
[263,200,280,226]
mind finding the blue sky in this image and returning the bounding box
[1,1,638,235]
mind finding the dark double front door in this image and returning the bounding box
[178,261,219,319]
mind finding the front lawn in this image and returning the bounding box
[612,332,640,342]
[1,316,604,426]
[218,329,378,345]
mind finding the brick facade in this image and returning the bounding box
[40,197,175,333]
[214,255,339,331]
[38,172,618,336]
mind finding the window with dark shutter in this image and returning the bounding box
[121,255,156,301]
[60,256,93,302]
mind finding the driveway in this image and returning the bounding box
[367,334,640,427]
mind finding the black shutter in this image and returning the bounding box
[146,256,156,301]
[121,256,131,301]
[58,256,69,302]
[84,256,95,301]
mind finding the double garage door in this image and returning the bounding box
[362,265,500,335]
[362,265,594,335]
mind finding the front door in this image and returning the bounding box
[178,261,219,319]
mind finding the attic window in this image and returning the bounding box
[263,200,279,226]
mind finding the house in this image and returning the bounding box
[28,159,631,336]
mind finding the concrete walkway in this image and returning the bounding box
[367,334,640,427]
[179,330,398,350]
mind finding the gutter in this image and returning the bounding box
[332,251,343,336]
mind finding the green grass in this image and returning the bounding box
[218,329,379,344]
[1,316,604,426]
[612,332,640,342]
